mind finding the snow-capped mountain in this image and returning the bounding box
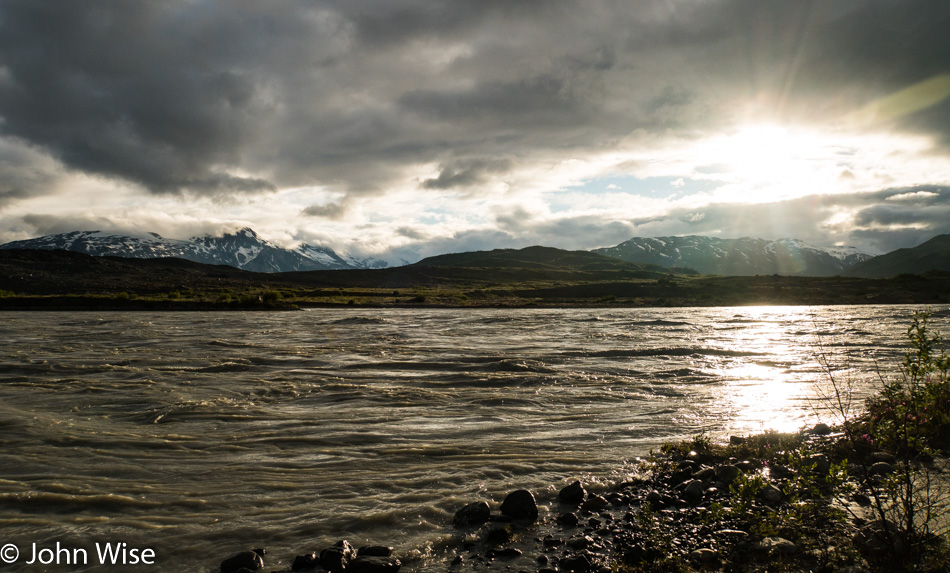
[593,236,872,276]
[0,228,389,272]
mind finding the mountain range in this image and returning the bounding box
[3,228,950,278]
[593,236,871,276]
[0,228,388,272]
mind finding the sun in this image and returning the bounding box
[694,124,843,202]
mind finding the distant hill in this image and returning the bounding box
[844,234,950,278]
[414,245,678,273]
[0,228,388,272]
[594,236,870,276]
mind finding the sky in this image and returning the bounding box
[1,0,950,263]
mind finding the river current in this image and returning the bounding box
[1,305,947,571]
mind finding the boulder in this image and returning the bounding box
[221,551,263,573]
[357,546,392,558]
[500,489,538,520]
[320,540,355,572]
[291,552,318,571]
[559,553,594,572]
[682,479,705,504]
[453,501,491,528]
[688,548,718,565]
[869,461,894,476]
[758,483,784,504]
[715,464,740,485]
[559,481,586,504]
[348,556,401,573]
[580,494,608,513]
[808,423,832,435]
[807,453,831,475]
[557,512,579,527]
[753,537,798,555]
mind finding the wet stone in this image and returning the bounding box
[320,540,355,572]
[580,494,609,513]
[557,512,579,528]
[559,480,586,505]
[487,548,522,559]
[453,501,491,528]
[486,527,511,545]
[357,546,392,557]
[559,553,594,572]
[220,551,264,573]
[348,556,402,573]
[291,552,318,571]
[500,489,539,521]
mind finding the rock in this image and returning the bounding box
[869,461,894,476]
[453,501,491,528]
[682,479,705,504]
[580,494,608,513]
[753,537,798,555]
[320,540,355,572]
[221,551,264,573]
[557,512,579,527]
[559,553,594,572]
[759,483,784,504]
[488,548,522,559]
[291,553,318,571]
[485,526,511,544]
[677,460,698,471]
[688,548,718,565]
[715,464,740,485]
[693,467,715,481]
[357,546,392,557]
[808,453,831,474]
[735,460,755,472]
[713,529,749,542]
[500,489,538,520]
[868,451,896,464]
[729,435,746,444]
[644,490,663,507]
[853,520,903,557]
[559,480,586,504]
[348,556,402,573]
[808,423,833,435]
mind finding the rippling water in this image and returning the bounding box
[1,305,947,571]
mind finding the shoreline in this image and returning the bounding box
[1,297,948,312]
[217,425,946,573]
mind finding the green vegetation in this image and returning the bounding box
[1,247,949,309]
[630,312,950,572]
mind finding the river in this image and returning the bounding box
[1,305,946,571]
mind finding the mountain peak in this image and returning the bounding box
[0,229,387,272]
[595,235,872,276]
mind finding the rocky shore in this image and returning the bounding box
[216,422,947,573]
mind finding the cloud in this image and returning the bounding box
[1,0,950,258]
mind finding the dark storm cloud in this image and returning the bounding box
[421,158,513,190]
[1,0,949,201]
